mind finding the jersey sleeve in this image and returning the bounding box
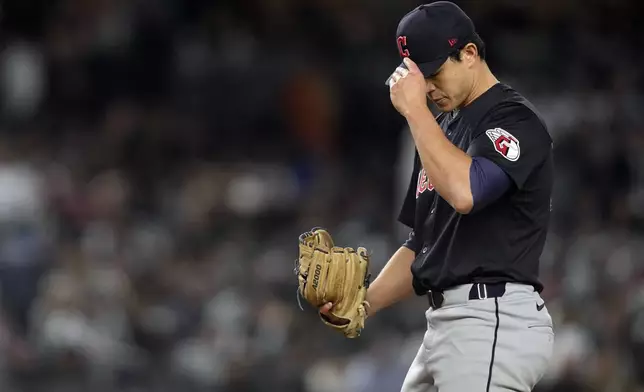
[402,230,422,254]
[397,151,421,229]
[467,102,552,190]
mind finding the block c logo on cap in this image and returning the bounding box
[397,36,410,57]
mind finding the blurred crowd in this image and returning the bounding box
[0,0,642,391]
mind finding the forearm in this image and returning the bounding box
[406,107,473,213]
[366,246,416,316]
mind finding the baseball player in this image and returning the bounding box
[295,2,555,391]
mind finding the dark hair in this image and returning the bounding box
[448,32,486,61]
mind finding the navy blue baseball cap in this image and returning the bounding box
[386,1,476,86]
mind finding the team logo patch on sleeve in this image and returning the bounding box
[485,128,520,161]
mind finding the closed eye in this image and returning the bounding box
[428,68,442,79]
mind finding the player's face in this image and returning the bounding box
[424,51,476,112]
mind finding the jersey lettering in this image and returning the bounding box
[416,168,434,198]
[485,128,520,161]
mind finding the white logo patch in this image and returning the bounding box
[485,128,520,161]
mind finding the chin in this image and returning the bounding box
[434,102,454,112]
[431,98,455,112]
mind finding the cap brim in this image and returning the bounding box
[384,56,448,86]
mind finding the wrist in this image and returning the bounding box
[365,289,383,317]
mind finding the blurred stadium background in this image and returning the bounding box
[0,0,642,391]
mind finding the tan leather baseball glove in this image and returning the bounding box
[294,227,371,338]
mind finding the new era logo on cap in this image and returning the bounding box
[448,38,458,47]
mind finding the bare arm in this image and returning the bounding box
[406,108,473,214]
[320,246,416,318]
[388,58,474,214]
[366,246,416,316]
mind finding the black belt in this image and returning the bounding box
[427,282,507,309]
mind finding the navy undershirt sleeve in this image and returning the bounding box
[469,156,512,212]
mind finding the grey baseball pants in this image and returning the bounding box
[401,283,554,392]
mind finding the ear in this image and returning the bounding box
[462,43,479,67]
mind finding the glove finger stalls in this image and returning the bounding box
[324,247,347,304]
[312,228,335,249]
[342,250,361,313]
